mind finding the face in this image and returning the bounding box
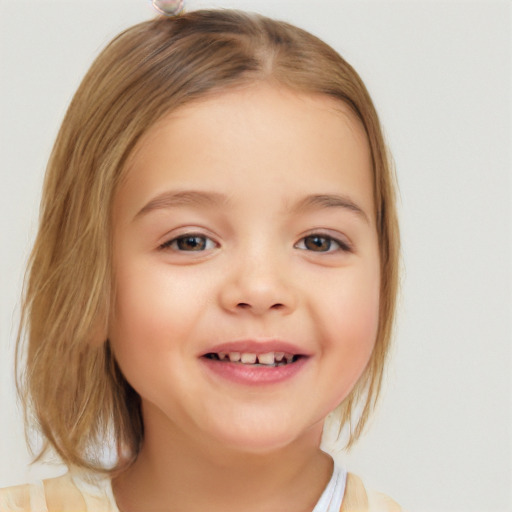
[109,83,380,455]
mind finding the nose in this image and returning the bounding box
[219,251,297,316]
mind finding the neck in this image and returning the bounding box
[113,405,333,512]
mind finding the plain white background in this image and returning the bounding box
[0,1,510,511]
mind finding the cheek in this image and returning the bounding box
[316,263,380,391]
[109,259,208,363]
[346,270,380,343]
[323,260,379,333]
[107,260,213,408]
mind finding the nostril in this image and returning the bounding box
[236,302,285,311]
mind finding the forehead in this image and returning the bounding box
[118,83,374,221]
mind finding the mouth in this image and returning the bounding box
[199,343,310,385]
[202,351,302,367]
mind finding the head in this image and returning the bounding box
[18,9,399,472]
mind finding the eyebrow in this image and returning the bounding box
[293,194,370,223]
[135,190,229,219]
[135,190,369,223]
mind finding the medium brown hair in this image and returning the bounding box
[17,9,400,473]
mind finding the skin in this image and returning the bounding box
[109,83,380,512]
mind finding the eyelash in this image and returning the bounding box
[294,234,352,253]
[159,233,351,253]
[159,234,217,252]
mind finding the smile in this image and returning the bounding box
[203,351,300,367]
[199,344,309,386]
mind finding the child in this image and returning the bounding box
[1,3,401,511]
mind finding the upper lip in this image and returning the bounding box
[200,339,311,357]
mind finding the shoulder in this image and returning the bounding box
[0,479,48,512]
[341,473,402,512]
[0,471,117,512]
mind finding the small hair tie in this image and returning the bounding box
[151,0,185,16]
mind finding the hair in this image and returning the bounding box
[16,8,400,473]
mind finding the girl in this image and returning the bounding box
[1,3,401,511]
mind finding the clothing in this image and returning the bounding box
[0,464,401,512]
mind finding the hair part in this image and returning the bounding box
[17,9,400,473]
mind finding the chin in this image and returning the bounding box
[207,418,322,457]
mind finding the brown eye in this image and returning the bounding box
[176,236,207,251]
[160,234,215,252]
[303,235,333,252]
[294,234,351,253]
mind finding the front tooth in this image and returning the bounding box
[258,352,275,365]
[241,353,257,364]
[229,352,241,362]
[275,352,284,362]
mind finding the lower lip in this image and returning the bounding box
[200,357,309,386]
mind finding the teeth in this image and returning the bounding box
[213,351,298,365]
[240,353,257,364]
[228,352,241,362]
[257,352,275,365]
